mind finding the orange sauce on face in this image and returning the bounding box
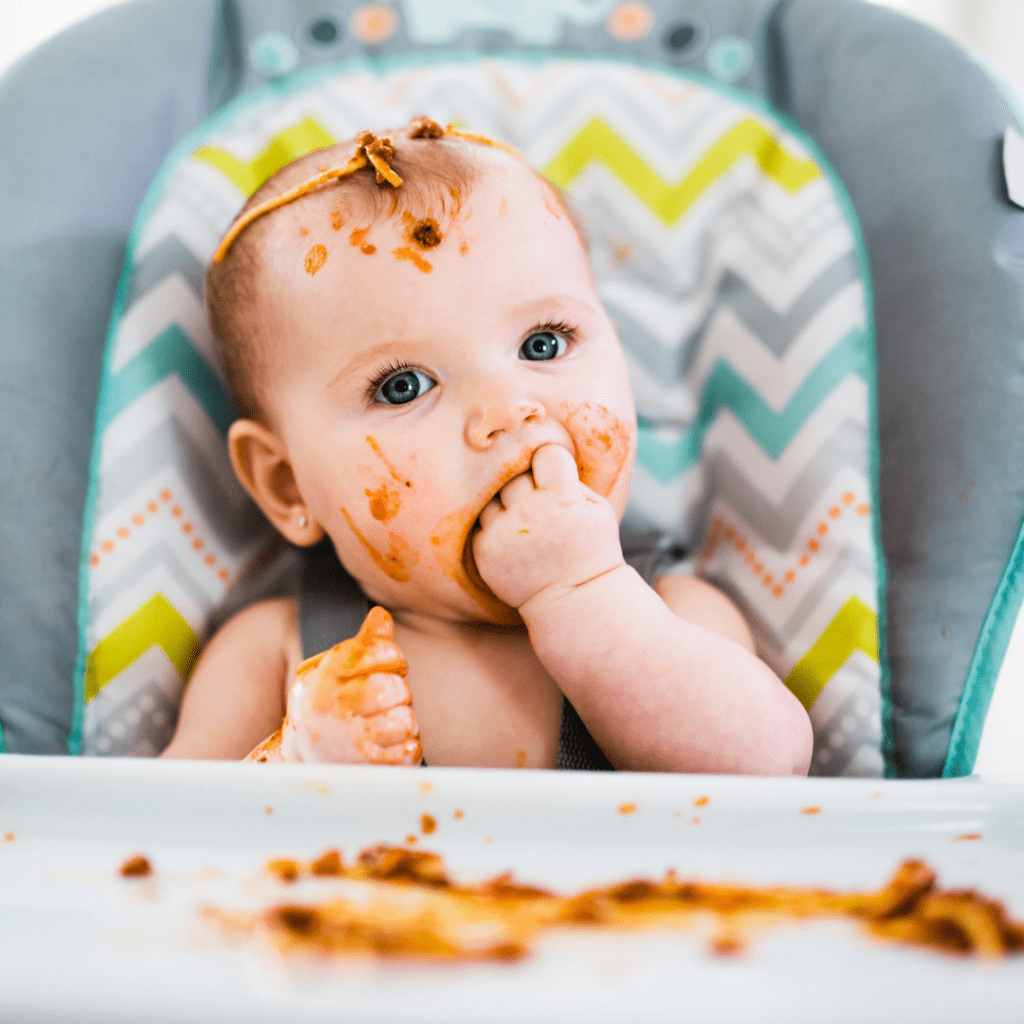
[361,242,377,255]
[365,436,412,487]
[421,814,437,835]
[460,239,469,256]
[340,508,415,583]
[304,244,328,275]
[350,227,371,248]
[366,483,401,522]
[330,207,345,230]
[427,450,534,625]
[564,403,634,498]
[393,246,432,273]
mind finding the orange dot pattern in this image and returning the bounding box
[88,488,232,584]
[699,491,869,601]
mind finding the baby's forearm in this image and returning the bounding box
[519,566,812,775]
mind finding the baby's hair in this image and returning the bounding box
[205,117,576,422]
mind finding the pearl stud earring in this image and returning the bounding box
[297,514,308,529]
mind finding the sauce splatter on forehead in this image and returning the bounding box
[304,244,328,275]
[393,246,432,274]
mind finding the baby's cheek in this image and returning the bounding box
[564,402,636,501]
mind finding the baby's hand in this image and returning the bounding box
[280,607,421,766]
[472,444,624,611]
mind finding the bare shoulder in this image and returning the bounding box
[653,573,756,653]
[160,597,300,760]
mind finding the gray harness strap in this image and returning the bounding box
[296,541,613,771]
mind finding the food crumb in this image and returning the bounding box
[119,855,152,878]
[420,782,434,795]
[411,217,443,249]
[485,835,494,844]
[267,858,300,882]
[421,814,437,835]
[618,803,637,815]
[801,807,822,816]
[406,834,418,845]
[516,750,526,768]
[304,243,328,275]
[694,796,709,807]
[453,809,464,820]
[264,806,274,815]
[3,832,13,842]
[361,242,376,255]
[955,833,982,842]
[691,817,702,825]
[310,849,344,875]
[710,932,747,956]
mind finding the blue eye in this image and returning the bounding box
[373,368,436,405]
[520,331,567,362]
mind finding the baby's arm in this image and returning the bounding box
[161,598,295,760]
[473,445,812,776]
[161,599,420,764]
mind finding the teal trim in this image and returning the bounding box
[944,514,1024,777]
[101,326,235,437]
[636,327,869,484]
[73,47,887,765]
[0,718,7,753]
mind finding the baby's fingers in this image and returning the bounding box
[531,443,581,494]
[338,672,411,716]
[364,704,419,747]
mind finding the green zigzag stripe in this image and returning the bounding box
[101,325,235,436]
[194,116,337,197]
[785,596,879,711]
[85,593,200,703]
[544,116,821,225]
[636,328,869,485]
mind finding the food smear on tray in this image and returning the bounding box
[201,845,1024,963]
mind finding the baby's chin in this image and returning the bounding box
[357,563,523,629]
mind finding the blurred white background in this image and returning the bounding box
[0,0,1022,101]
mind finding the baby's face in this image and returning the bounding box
[258,155,636,624]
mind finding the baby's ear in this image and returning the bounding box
[227,419,324,546]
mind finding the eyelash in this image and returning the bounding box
[364,320,581,402]
[365,360,417,403]
[533,319,579,346]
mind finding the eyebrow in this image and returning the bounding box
[506,294,598,321]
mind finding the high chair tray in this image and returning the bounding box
[0,755,1021,1023]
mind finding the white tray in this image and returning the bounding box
[0,755,1022,1024]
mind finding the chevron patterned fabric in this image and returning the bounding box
[77,59,883,775]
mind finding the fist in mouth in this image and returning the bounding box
[471,444,624,611]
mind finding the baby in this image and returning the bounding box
[161,119,812,774]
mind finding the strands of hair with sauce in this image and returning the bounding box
[212,118,516,264]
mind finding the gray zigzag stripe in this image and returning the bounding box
[97,419,266,550]
[694,419,868,552]
[712,546,877,661]
[127,234,205,307]
[608,252,862,386]
[623,418,866,546]
[89,538,231,626]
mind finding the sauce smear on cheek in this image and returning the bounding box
[565,403,634,497]
[340,508,416,583]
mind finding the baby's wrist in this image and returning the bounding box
[517,558,630,632]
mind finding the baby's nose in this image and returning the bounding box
[464,384,545,449]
